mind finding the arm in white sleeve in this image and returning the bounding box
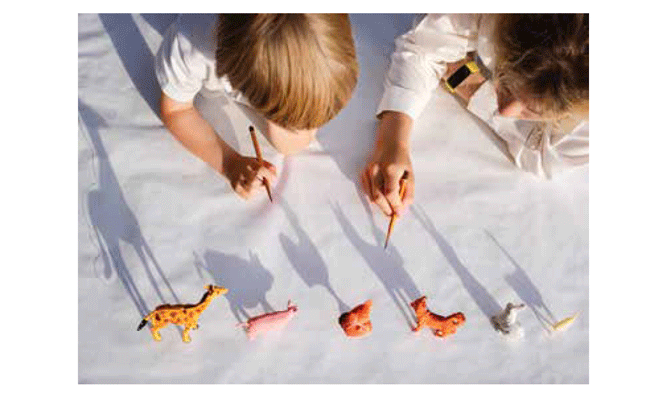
[377,14,481,120]
[154,19,208,103]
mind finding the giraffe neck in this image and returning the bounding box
[193,291,215,311]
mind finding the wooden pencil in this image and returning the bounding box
[384,171,409,249]
[248,126,273,202]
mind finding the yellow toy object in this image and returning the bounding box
[137,285,228,343]
[552,311,580,332]
[442,61,480,93]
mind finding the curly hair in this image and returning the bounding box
[493,14,589,118]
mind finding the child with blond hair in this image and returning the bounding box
[156,14,358,199]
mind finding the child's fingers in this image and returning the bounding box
[382,167,405,215]
[400,177,415,214]
[368,165,393,217]
[233,182,252,200]
[360,170,373,201]
[261,160,277,177]
[256,166,276,184]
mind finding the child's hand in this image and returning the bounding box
[361,139,415,219]
[222,152,277,200]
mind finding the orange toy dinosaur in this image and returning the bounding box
[137,285,228,343]
[339,300,373,338]
[410,296,465,338]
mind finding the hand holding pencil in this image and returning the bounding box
[249,126,274,202]
[384,171,409,249]
[222,127,276,200]
[361,112,415,219]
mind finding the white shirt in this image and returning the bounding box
[154,14,251,106]
[378,14,589,178]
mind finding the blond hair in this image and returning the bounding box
[215,14,359,130]
[493,14,589,118]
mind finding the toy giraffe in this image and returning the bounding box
[137,284,228,343]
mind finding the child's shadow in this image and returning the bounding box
[98,13,169,118]
[412,205,503,320]
[484,230,557,331]
[278,200,349,314]
[194,250,274,323]
[79,99,180,317]
[140,13,179,35]
[331,197,421,328]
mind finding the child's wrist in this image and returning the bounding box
[219,141,240,175]
[376,111,412,151]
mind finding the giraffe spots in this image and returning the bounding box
[171,311,177,318]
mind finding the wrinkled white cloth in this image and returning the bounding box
[468,81,589,178]
[377,14,588,178]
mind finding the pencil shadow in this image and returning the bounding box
[317,14,418,184]
[278,200,350,314]
[79,99,180,318]
[331,198,421,329]
[140,13,179,35]
[98,13,161,117]
[195,250,275,323]
[484,230,557,330]
[412,205,503,320]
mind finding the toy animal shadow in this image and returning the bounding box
[412,205,503,321]
[484,230,557,331]
[79,99,179,317]
[194,250,275,324]
[278,200,350,314]
[98,13,172,118]
[331,197,421,329]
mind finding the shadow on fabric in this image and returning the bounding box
[79,99,180,317]
[140,13,179,36]
[412,205,503,323]
[98,13,163,118]
[195,250,275,324]
[316,14,418,185]
[278,199,350,314]
[331,198,421,330]
[484,230,557,331]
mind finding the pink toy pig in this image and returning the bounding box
[238,300,298,340]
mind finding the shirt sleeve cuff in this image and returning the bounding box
[158,82,199,104]
[376,84,433,121]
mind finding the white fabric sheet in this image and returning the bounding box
[78,14,588,383]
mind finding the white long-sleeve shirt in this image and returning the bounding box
[377,14,589,178]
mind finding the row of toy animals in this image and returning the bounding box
[137,285,578,343]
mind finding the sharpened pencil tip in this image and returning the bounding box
[249,125,254,132]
